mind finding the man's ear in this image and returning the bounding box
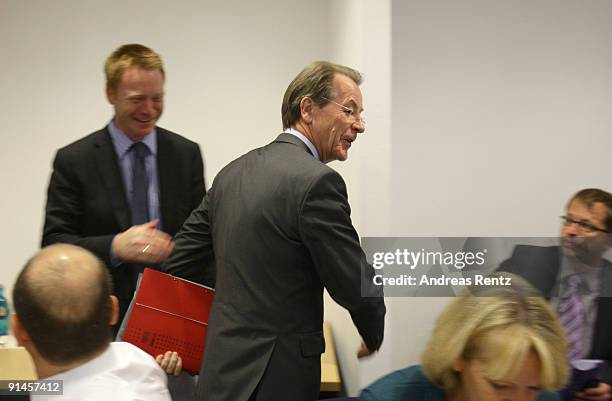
[106,86,116,105]
[109,295,119,326]
[299,96,315,124]
[10,315,31,346]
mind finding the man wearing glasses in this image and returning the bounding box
[499,188,612,401]
[163,61,385,401]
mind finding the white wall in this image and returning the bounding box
[2,0,612,397]
[0,0,334,295]
[375,0,612,391]
[391,0,612,238]
[0,0,379,395]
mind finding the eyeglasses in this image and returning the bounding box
[321,97,366,126]
[560,216,611,234]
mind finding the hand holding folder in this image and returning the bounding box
[121,268,215,375]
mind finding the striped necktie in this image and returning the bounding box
[558,274,584,361]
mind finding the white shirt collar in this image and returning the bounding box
[284,128,319,161]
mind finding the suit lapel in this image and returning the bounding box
[157,129,178,233]
[541,247,561,298]
[94,128,131,230]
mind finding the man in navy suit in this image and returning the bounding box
[42,44,207,332]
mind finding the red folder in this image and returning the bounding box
[122,268,215,375]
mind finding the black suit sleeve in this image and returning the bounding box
[497,255,517,274]
[190,143,206,210]
[42,150,115,265]
[299,170,385,351]
[162,192,216,287]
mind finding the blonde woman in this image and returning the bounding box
[360,273,569,401]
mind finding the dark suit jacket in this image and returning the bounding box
[498,245,612,384]
[163,133,386,401]
[42,126,206,322]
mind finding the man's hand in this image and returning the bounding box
[112,220,174,264]
[357,341,374,359]
[155,351,183,376]
[575,382,611,401]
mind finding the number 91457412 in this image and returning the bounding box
[1,380,62,395]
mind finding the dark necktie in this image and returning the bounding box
[131,142,149,225]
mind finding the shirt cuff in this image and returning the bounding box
[110,235,123,268]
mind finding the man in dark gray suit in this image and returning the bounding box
[499,188,612,401]
[163,61,386,401]
[42,44,206,335]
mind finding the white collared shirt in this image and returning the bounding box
[284,128,320,161]
[33,342,171,401]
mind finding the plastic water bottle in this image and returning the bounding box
[0,285,9,336]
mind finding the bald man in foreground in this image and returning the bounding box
[11,244,173,401]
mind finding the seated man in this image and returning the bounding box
[359,273,568,401]
[498,188,612,401]
[11,244,173,401]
